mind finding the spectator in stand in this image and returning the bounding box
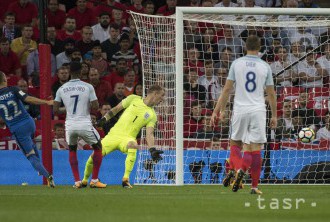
[75,26,95,57]
[157,0,176,16]
[0,37,21,78]
[88,68,112,105]
[46,0,66,30]
[97,102,115,135]
[7,0,38,28]
[93,0,126,20]
[17,79,40,119]
[90,40,109,77]
[270,47,297,87]
[112,9,127,30]
[184,20,202,50]
[218,25,246,59]
[92,12,111,44]
[52,66,70,98]
[11,25,37,70]
[298,0,319,8]
[128,0,144,13]
[123,70,136,96]
[195,113,221,140]
[289,18,319,52]
[52,122,69,150]
[195,28,219,61]
[316,112,330,140]
[317,43,330,86]
[0,12,21,43]
[294,91,322,128]
[58,0,78,12]
[56,17,82,41]
[291,110,305,140]
[0,1,11,26]
[56,38,75,69]
[215,47,233,70]
[201,0,215,7]
[188,0,201,7]
[287,41,303,67]
[198,60,220,108]
[0,117,13,142]
[101,23,121,62]
[298,46,328,88]
[186,47,204,76]
[46,26,63,56]
[133,82,143,96]
[107,82,126,109]
[276,100,294,141]
[183,68,207,107]
[143,1,155,15]
[80,61,90,81]
[254,0,281,7]
[67,0,96,30]
[91,113,105,139]
[103,58,128,89]
[216,68,228,88]
[27,49,57,77]
[111,33,139,74]
[184,101,204,138]
[214,0,238,7]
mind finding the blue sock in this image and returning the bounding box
[27,154,50,178]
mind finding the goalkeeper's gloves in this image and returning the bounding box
[149,147,164,161]
[96,115,109,127]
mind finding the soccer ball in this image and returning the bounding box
[298,128,315,143]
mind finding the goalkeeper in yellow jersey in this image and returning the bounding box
[82,85,165,188]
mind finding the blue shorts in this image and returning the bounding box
[10,117,36,155]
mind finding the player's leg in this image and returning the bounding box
[12,119,55,187]
[66,130,81,188]
[82,133,118,185]
[244,111,266,194]
[121,139,138,188]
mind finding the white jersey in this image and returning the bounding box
[228,55,274,114]
[55,79,97,130]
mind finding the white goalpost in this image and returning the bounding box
[130,7,330,186]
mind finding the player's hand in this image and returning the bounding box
[270,117,277,129]
[210,112,218,126]
[46,100,54,106]
[149,147,164,161]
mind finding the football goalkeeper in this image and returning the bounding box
[82,85,165,188]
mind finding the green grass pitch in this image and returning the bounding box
[0,185,329,222]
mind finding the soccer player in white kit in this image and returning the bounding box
[53,62,106,188]
[211,35,277,194]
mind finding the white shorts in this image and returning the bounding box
[65,127,100,146]
[230,111,266,144]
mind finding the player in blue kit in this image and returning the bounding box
[0,71,55,187]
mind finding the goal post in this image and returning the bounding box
[130,7,330,186]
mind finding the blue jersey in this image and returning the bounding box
[0,86,29,129]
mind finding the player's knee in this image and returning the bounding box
[127,141,138,149]
[92,141,102,150]
[25,149,36,158]
[69,145,78,152]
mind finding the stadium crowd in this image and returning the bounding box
[0,0,329,150]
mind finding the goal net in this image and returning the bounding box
[130,7,330,185]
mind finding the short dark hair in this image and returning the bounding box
[110,23,120,30]
[147,85,163,94]
[246,35,261,51]
[53,122,64,130]
[0,37,9,43]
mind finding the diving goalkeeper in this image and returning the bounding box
[82,85,165,188]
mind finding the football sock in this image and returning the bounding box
[83,156,93,182]
[27,154,50,178]
[69,151,80,182]
[251,151,262,188]
[123,149,137,179]
[229,145,242,170]
[91,150,103,180]
[241,151,252,172]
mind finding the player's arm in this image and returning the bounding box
[211,79,234,125]
[90,99,99,111]
[97,102,125,126]
[53,101,66,114]
[265,85,277,129]
[24,96,53,106]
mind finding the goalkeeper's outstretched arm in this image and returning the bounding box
[103,102,124,120]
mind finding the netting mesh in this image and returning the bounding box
[131,10,330,185]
